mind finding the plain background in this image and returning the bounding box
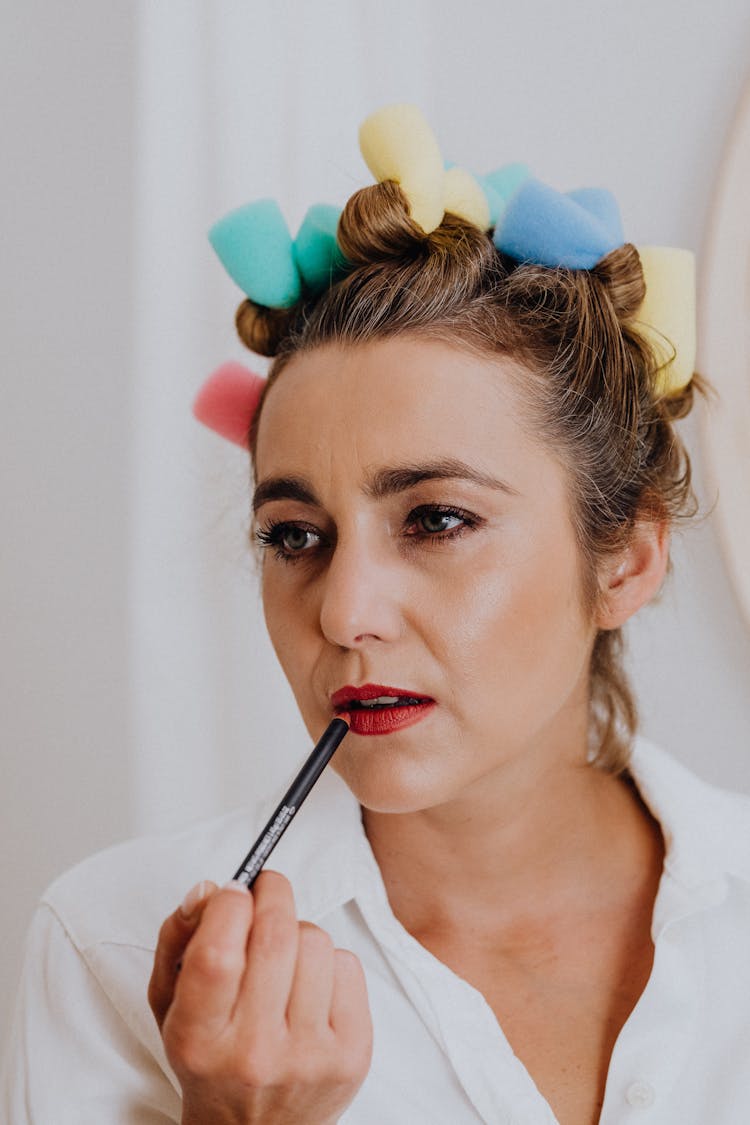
[2,0,750,1058]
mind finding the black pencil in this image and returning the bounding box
[232,717,350,887]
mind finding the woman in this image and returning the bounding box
[4,105,749,1124]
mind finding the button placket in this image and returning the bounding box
[599,873,706,1125]
[356,887,557,1124]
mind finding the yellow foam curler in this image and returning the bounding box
[358,103,447,234]
[443,166,491,230]
[635,246,696,395]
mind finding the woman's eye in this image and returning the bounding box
[405,506,478,539]
[281,526,316,552]
[419,510,462,533]
[255,522,322,559]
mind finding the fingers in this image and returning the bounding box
[152,869,374,1120]
[286,922,335,1033]
[148,880,218,1028]
[169,881,254,1038]
[330,949,372,1047]
[237,871,300,1029]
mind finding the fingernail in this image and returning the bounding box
[222,879,250,895]
[179,880,208,919]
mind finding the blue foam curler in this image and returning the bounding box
[209,199,302,308]
[293,204,347,291]
[493,178,624,268]
[566,188,623,244]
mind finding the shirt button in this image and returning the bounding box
[625,1081,655,1108]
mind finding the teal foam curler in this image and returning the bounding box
[479,164,532,226]
[293,204,347,292]
[209,199,302,308]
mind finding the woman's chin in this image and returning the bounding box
[330,738,463,815]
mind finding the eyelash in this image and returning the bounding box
[255,504,482,563]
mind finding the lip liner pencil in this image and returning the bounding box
[232,716,350,888]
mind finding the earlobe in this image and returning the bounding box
[595,522,670,630]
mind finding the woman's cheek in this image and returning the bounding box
[262,573,310,672]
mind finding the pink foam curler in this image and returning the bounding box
[192,361,267,448]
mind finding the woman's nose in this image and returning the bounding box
[318,534,404,649]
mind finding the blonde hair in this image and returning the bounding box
[237,180,707,775]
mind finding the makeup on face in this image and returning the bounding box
[331,684,436,736]
[254,339,596,815]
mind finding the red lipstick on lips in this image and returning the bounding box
[331,684,435,736]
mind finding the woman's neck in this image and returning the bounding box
[362,752,664,946]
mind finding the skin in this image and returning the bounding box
[150,337,669,1125]
[150,874,372,1125]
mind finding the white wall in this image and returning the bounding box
[3,0,750,1058]
[1,1,135,1048]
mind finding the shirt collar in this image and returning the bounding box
[267,764,377,922]
[628,736,750,891]
[267,737,750,921]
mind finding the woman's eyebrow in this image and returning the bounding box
[365,459,520,498]
[253,477,319,513]
[253,460,520,512]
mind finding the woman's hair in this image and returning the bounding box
[237,179,707,775]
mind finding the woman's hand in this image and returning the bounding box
[148,872,373,1125]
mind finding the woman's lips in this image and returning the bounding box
[344,702,435,735]
[331,684,435,737]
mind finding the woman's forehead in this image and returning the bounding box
[252,339,571,515]
[254,338,541,481]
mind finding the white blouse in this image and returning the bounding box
[3,737,750,1124]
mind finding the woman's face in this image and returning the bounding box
[254,337,598,814]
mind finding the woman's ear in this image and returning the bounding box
[595,521,670,630]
